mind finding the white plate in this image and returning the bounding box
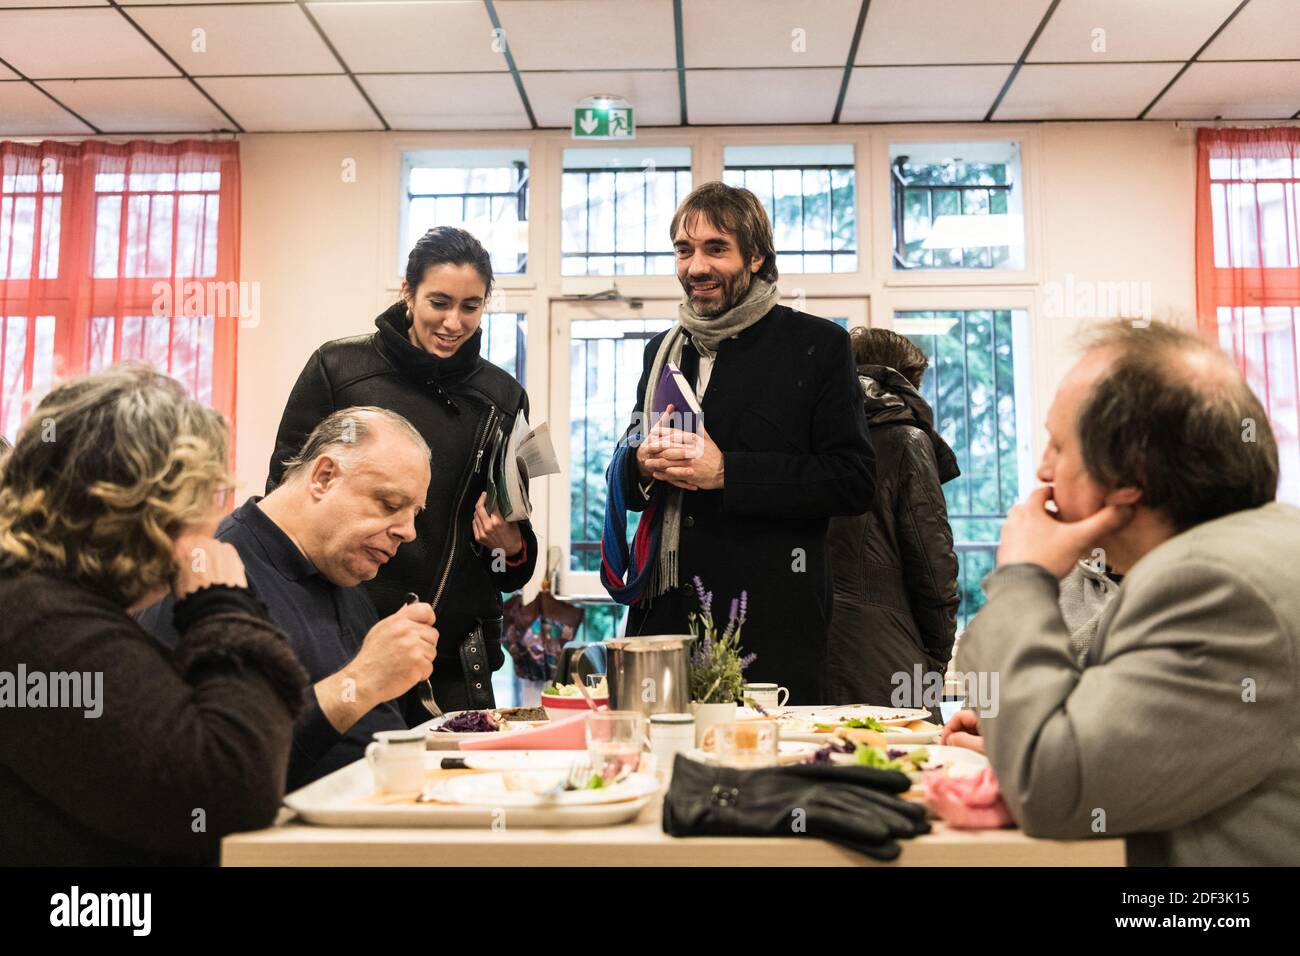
[416,712,549,750]
[830,743,989,779]
[427,770,660,808]
[764,705,937,743]
[284,753,656,828]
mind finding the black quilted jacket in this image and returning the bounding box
[825,365,960,707]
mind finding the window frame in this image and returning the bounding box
[558,147,694,277]
[877,287,1040,512]
[398,147,532,279]
[869,126,1044,289]
[721,141,862,276]
[379,126,1050,605]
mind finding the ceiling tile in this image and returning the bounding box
[360,73,529,129]
[0,81,95,134]
[855,0,1053,65]
[496,0,676,70]
[41,78,232,132]
[199,75,383,131]
[0,9,179,78]
[1029,0,1242,62]
[306,0,506,74]
[1201,0,1300,60]
[118,0,285,4]
[523,69,680,127]
[1146,61,1300,119]
[0,0,108,7]
[127,5,342,76]
[994,62,1181,119]
[684,67,841,124]
[682,0,859,68]
[840,65,1010,122]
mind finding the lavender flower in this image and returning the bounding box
[686,578,755,705]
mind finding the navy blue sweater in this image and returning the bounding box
[136,497,407,789]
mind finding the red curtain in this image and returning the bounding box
[1196,127,1300,503]
[0,139,240,444]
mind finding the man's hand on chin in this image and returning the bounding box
[996,486,1134,579]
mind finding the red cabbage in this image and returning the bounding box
[435,710,501,733]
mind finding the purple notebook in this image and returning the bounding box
[652,361,703,433]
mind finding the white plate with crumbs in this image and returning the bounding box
[284,753,656,828]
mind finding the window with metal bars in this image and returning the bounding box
[1,141,239,442]
[895,309,1027,630]
[723,143,857,274]
[561,146,692,276]
[480,312,527,388]
[891,142,1025,271]
[568,317,673,575]
[402,149,529,277]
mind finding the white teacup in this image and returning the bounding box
[744,683,790,710]
[365,729,426,793]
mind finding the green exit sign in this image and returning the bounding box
[572,105,635,140]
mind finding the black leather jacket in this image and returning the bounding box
[825,365,960,707]
[267,302,539,713]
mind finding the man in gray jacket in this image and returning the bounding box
[956,319,1300,866]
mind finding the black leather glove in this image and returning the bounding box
[662,754,931,861]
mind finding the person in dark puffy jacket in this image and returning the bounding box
[826,328,960,709]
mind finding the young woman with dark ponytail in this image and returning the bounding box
[267,227,537,715]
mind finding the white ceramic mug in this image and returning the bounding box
[365,729,426,793]
[744,683,790,710]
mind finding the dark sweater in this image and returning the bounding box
[137,497,408,789]
[0,572,306,866]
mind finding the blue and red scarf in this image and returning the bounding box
[600,441,662,605]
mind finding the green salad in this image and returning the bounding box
[814,716,887,733]
[855,746,931,773]
[543,677,609,698]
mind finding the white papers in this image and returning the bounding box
[495,414,559,522]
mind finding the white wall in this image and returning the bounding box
[1032,122,1197,421]
[237,132,390,496]
[235,121,1198,575]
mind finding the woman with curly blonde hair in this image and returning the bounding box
[0,365,307,865]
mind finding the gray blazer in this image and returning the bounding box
[958,502,1300,866]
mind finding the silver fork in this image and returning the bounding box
[405,592,443,719]
[539,759,594,801]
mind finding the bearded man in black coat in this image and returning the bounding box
[603,182,876,704]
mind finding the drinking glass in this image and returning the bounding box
[715,720,780,768]
[585,710,646,780]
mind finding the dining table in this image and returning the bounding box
[222,762,1125,867]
